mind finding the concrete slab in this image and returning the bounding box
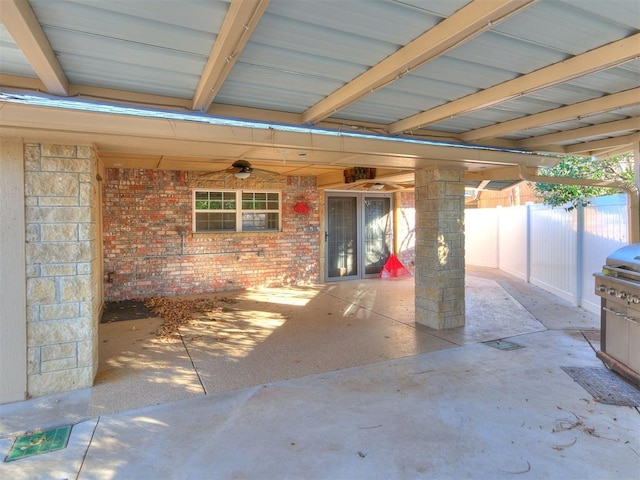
[76,330,640,479]
[471,266,600,331]
[2,268,637,479]
[431,275,548,345]
[92,317,205,416]
[183,284,455,394]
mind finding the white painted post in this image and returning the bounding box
[0,138,28,404]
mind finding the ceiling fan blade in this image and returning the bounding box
[251,168,279,179]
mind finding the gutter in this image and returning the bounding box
[518,165,639,244]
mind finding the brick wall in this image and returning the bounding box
[103,169,320,301]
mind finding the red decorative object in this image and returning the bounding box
[293,201,311,214]
[378,254,412,279]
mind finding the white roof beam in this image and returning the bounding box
[564,132,640,154]
[593,146,635,160]
[460,87,640,142]
[389,33,640,135]
[516,117,640,148]
[301,0,537,125]
[0,0,68,96]
[192,0,269,112]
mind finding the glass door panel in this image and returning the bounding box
[327,196,358,278]
[364,197,392,276]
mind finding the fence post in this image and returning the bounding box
[575,204,584,308]
[526,202,532,283]
[496,205,501,269]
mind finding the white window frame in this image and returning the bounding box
[193,189,281,233]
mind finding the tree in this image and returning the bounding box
[532,154,635,210]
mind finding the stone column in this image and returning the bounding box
[24,143,101,396]
[414,167,465,329]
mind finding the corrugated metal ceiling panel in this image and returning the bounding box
[491,0,637,54]
[560,0,640,30]
[0,25,34,77]
[29,0,224,98]
[336,0,639,130]
[0,0,636,160]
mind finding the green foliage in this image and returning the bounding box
[533,154,634,210]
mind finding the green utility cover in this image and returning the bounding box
[4,425,72,462]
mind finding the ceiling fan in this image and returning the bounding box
[199,160,279,180]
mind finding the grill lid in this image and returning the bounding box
[606,244,640,271]
[603,244,640,283]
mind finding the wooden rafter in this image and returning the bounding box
[192,0,269,112]
[563,132,640,155]
[388,33,640,135]
[0,0,68,96]
[517,117,640,149]
[460,87,640,142]
[301,0,536,125]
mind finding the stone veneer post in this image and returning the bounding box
[24,143,101,396]
[414,167,465,329]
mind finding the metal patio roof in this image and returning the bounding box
[0,0,639,189]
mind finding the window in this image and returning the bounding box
[193,190,281,233]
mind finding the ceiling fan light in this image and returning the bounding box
[372,183,385,190]
[234,170,251,179]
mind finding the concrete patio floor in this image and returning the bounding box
[1,267,639,479]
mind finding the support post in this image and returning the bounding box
[414,167,465,329]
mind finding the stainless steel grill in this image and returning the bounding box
[594,244,640,387]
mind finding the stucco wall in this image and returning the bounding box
[102,169,321,301]
[24,143,101,396]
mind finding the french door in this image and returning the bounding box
[325,193,392,281]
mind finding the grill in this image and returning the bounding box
[593,244,640,388]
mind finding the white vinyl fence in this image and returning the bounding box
[465,194,629,315]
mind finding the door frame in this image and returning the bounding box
[324,191,394,282]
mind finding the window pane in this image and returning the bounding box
[242,192,278,211]
[223,192,236,210]
[196,212,236,231]
[242,212,279,231]
[242,213,266,230]
[266,212,279,229]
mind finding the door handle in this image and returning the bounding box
[325,231,329,242]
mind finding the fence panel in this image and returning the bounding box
[465,194,629,315]
[497,205,528,281]
[464,208,498,267]
[529,203,578,304]
[582,194,629,313]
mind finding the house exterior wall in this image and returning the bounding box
[0,138,28,403]
[102,169,320,301]
[24,143,101,396]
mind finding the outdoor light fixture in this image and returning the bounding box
[234,168,251,179]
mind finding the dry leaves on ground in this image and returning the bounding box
[145,296,237,339]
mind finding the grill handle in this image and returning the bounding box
[603,306,625,317]
[603,306,640,324]
[603,265,640,281]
